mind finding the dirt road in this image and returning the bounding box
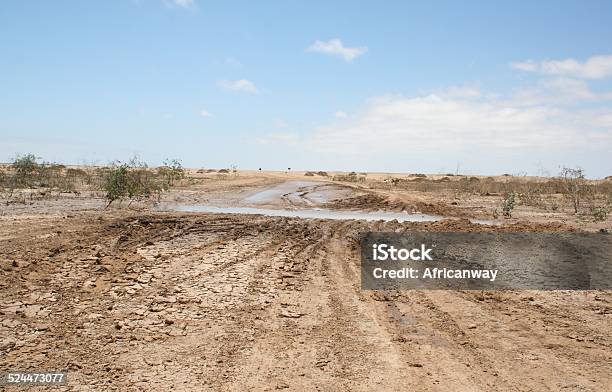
[1,177,611,390]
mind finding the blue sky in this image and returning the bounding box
[1,0,612,177]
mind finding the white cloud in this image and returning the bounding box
[334,111,347,119]
[199,110,212,118]
[259,90,611,156]
[307,39,367,62]
[218,79,258,93]
[511,61,538,72]
[434,85,482,99]
[509,77,604,105]
[512,55,612,79]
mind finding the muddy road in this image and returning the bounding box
[0,177,611,390]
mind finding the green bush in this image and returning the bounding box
[11,153,39,187]
[103,157,169,208]
[104,164,129,206]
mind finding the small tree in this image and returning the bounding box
[103,157,166,208]
[104,163,130,208]
[559,167,585,214]
[159,158,185,186]
[11,153,39,187]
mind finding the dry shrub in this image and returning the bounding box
[333,172,366,182]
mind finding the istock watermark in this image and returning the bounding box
[361,232,612,290]
[372,243,433,261]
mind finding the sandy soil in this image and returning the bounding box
[0,172,610,391]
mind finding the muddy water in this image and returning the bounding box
[162,204,442,222]
[244,181,320,203]
[243,181,354,205]
[162,180,499,224]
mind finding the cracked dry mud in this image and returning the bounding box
[1,209,610,391]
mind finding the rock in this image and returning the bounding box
[32,323,50,331]
[83,280,96,289]
[279,309,305,318]
[67,361,82,370]
[144,356,163,366]
[149,304,165,312]
[24,305,44,318]
[0,337,16,351]
[137,274,152,284]
[2,319,21,328]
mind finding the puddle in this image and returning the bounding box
[161,180,500,225]
[243,181,354,205]
[244,181,319,204]
[160,204,443,222]
[302,184,354,204]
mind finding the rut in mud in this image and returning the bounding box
[0,212,610,391]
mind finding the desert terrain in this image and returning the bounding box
[1,169,611,391]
